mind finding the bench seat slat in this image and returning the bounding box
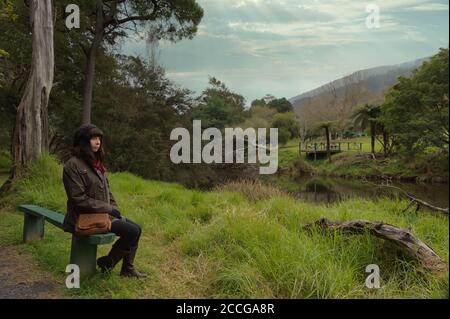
[18,204,115,245]
[19,204,64,228]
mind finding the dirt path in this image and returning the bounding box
[0,245,63,299]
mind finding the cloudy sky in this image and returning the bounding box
[123,0,449,105]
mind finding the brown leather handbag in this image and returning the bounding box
[74,213,112,236]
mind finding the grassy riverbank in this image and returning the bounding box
[0,155,448,298]
[278,138,449,182]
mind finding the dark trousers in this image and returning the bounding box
[110,217,142,251]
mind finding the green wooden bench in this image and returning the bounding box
[18,204,115,277]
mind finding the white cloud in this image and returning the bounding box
[166,71,208,78]
[409,3,449,11]
[232,0,262,9]
[208,0,447,48]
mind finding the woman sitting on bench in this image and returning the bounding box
[62,124,147,278]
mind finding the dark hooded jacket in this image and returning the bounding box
[62,125,118,233]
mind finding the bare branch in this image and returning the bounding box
[363,180,449,215]
[103,0,159,28]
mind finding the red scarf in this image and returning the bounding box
[92,160,106,175]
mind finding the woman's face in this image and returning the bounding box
[90,136,101,153]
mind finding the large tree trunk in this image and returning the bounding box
[82,0,104,125]
[9,0,54,181]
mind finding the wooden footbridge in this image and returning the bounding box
[279,141,364,160]
[299,142,363,160]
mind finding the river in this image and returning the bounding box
[271,175,449,208]
[1,171,447,209]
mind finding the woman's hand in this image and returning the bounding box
[110,207,122,219]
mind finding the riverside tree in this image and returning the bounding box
[193,77,247,130]
[381,48,449,157]
[271,112,300,145]
[62,0,204,124]
[352,103,381,155]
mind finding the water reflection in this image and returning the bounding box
[301,180,342,203]
[285,176,449,207]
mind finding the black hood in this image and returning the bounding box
[73,124,104,147]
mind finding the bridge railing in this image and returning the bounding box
[299,142,363,153]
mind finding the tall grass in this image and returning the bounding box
[214,179,287,202]
[0,150,11,174]
[0,154,447,298]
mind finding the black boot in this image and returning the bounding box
[120,245,147,278]
[97,245,129,273]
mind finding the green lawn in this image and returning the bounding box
[278,137,448,181]
[0,155,447,298]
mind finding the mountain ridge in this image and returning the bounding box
[289,56,430,108]
[288,56,431,127]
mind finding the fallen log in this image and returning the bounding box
[302,218,448,273]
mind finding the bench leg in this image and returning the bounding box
[23,214,44,243]
[70,236,97,277]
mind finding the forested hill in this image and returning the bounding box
[290,57,429,117]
